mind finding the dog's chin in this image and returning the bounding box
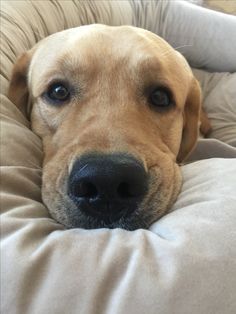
[49,205,159,231]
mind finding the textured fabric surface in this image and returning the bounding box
[194,69,236,146]
[158,0,236,71]
[1,1,236,314]
[204,0,236,14]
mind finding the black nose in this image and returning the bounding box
[68,153,148,222]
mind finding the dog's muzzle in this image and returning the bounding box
[68,153,148,223]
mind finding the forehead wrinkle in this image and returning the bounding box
[58,48,99,79]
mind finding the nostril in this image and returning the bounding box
[72,181,98,199]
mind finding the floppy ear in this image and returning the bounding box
[177,78,201,163]
[200,107,212,136]
[8,52,32,117]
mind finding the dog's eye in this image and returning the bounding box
[149,88,172,108]
[47,83,70,103]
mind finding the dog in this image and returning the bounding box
[8,24,211,230]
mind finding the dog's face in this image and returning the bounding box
[8,24,201,230]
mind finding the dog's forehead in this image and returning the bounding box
[62,25,172,56]
[30,25,179,68]
[34,24,173,57]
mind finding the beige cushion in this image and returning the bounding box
[193,69,236,146]
[1,1,236,313]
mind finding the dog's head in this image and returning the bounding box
[8,25,201,230]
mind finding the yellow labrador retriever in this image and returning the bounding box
[8,24,210,230]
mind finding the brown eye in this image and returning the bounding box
[47,83,70,103]
[149,88,172,108]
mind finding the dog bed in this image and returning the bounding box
[1,1,236,313]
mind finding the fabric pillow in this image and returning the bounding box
[158,0,236,72]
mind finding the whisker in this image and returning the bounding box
[173,44,193,51]
[77,163,89,174]
[162,44,193,58]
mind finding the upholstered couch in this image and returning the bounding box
[1,1,236,313]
